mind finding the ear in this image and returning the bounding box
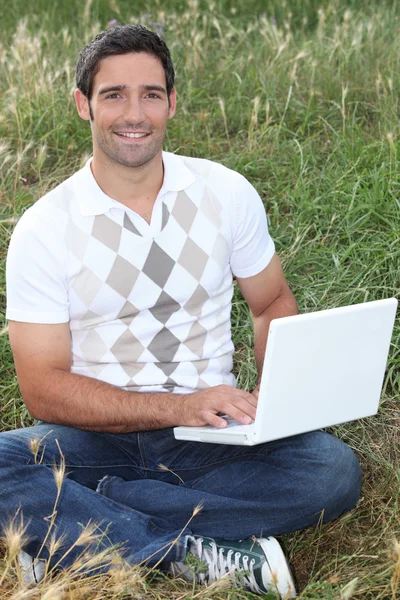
[168,88,177,119]
[74,89,91,121]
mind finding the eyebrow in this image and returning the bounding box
[97,84,167,96]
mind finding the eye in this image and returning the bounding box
[106,93,121,100]
[146,93,161,99]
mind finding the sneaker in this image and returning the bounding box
[19,550,47,585]
[170,535,296,598]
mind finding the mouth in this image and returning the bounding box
[114,131,151,141]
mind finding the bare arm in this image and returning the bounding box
[8,321,256,432]
[236,253,298,392]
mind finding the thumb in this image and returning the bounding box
[251,385,260,400]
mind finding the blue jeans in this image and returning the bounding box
[0,424,361,570]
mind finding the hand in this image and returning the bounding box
[181,385,258,429]
[251,384,260,401]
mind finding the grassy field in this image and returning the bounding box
[0,0,399,597]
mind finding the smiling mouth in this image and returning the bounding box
[114,132,150,139]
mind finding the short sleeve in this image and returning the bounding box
[229,174,275,278]
[6,210,70,323]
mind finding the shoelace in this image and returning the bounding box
[30,556,40,584]
[192,538,262,594]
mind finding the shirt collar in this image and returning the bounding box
[77,151,196,217]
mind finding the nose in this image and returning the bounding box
[123,95,145,125]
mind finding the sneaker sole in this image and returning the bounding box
[258,537,297,599]
[19,550,46,585]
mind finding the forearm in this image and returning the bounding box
[253,288,298,383]
[21,368,187,433]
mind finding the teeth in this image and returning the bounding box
[117,132,148,138]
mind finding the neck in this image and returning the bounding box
[90,149,164,209]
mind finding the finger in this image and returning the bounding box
[230,396,258,420]
[218,401,255,425]
[218,385,256,404]
[203,411,228,429]
[227,408,253,424]
[233,389,258,408]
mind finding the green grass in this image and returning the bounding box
[0,0,399,597]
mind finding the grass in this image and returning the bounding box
[0,0,399,597]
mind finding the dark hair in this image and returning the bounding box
[76,24,175,100]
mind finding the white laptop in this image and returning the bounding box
[174,298,398,446]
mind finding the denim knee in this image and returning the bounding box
[0,428,35,464]
[303,431,361,522]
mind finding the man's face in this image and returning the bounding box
[75,52,176,169]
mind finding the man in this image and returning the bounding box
[2,24,361,597]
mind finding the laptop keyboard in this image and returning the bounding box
[222,416,243,428]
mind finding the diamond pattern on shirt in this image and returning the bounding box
[121,362,145,379]
[197,378,210,389]
[157,216,190,262]
[149,290,180,324]
[82,309,104,324]
[171,190,197,233]
[194,358,210,375]
[148,327,181,364]
[184,284,209,316]
[124,213,142,237]
[142,241,175,288]
[83,235,120,281]
[8,152,276,397]
[178,238,208,280]
[63,160,241,393]
[209,320,230,342]
[129,310,164,350]
[72,267,103,307]
[92,214,122,252]
[117,300,139,326]
[106,255,140,298]
[161,202,170,230]
[110,328,145,363]
[155,361,178,377]
[81,330,108,362]
[187,210,218,256]
[211,232,230,269]
[87,363,108,380]
[89,283,126,317]
[198,187,222,228]
[164,377,178,390]
[184,321,207,358]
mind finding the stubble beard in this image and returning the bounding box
[92,123,165,169]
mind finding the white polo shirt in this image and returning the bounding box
[6,152,275,393]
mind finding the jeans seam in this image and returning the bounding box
[99,432,142,466]
[164,452,265,474]
[63,464,148,470]
[137,433,149,474]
